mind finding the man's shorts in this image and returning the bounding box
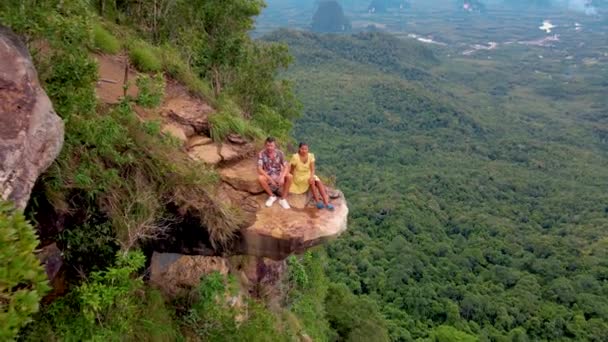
[268,173,282,193]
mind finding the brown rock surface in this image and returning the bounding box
[188,143,222,165]
[161,123,189,143]
[218,156,349,260]
[229,256,286,304]
[219,143,240,162]
[0,26,64,209]
[187,135,213,149]
[36,243,66,301]
[219,142,254,164]
[237,190,348,260]
[149,252,229,297]
[217,183,260,228]
[227,133,247,145]
[161,82,214,134]
[219,158,264,194]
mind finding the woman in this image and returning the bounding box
[289,142,334,210]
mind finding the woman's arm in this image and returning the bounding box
[310,161,315,181]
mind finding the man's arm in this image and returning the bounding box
[257,154,274,182]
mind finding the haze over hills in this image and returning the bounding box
[256,0,608,36]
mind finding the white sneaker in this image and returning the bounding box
[265,195,277,207]
[278,198,291,209]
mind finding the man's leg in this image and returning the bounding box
[258,175,274,196]
[282,174,293,199]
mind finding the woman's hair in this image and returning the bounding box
[298,142,308,149]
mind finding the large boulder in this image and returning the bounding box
[0,26,64,209]
[219,156,349,260]
[188,143,222,165]
[36,243,66,302]
[236,188,348,260]
[219,142,253,164]
[229,255,286,303]
[149,252,229,297]
[220,158,264,194]
[161,82,214,135]
[161,122,190,143]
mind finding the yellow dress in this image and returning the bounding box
[289,153,319,194]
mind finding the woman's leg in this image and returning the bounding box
[315,179,330,206]
[309,178,320,202]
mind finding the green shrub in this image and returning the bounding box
[430,325,478,342]
[142,120,162,135]
[287,255,309,288]
[58,221,119,273]
[136,73,165,108]
[325,283,390,341]
[159,46,215,102]
[46,102,238,250]
[209,99,264,142]
[40,51,97,120]
[182,272,291,341]
[252,105,293,145]
[92,23,120,54]
[129,41,162,72]
[0,201,49,341]
[286,252,335,341]
[22,251,181,341]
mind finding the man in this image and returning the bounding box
[257,137,292,209]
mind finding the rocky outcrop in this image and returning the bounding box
[230,255,287,302]
[36,243,66,302]
[218,158,349,260]
[0,26,64,209]
[237,191,348,260]
[160,80,214,135]
[150,252,287,311]
[187,139,254,166]
[189,143,222,164]
[220,158,264,194]
[161,122,191,143]
[150,252,229,297]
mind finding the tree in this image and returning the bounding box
[325,283,390,341]
[167,0,264,96]
[431,325,477,342]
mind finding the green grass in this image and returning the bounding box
[92,23,120,54]
[209,99,265,142]
[128,40,162,72]
[159,46,216,103]
[136,74,165,108]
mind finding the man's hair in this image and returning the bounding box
[265,137,276,144]
[298,142,308,148]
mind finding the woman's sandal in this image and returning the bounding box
[316,201,325,209]
[326,204,335,211]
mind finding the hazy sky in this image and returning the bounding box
[261,0,604,15]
